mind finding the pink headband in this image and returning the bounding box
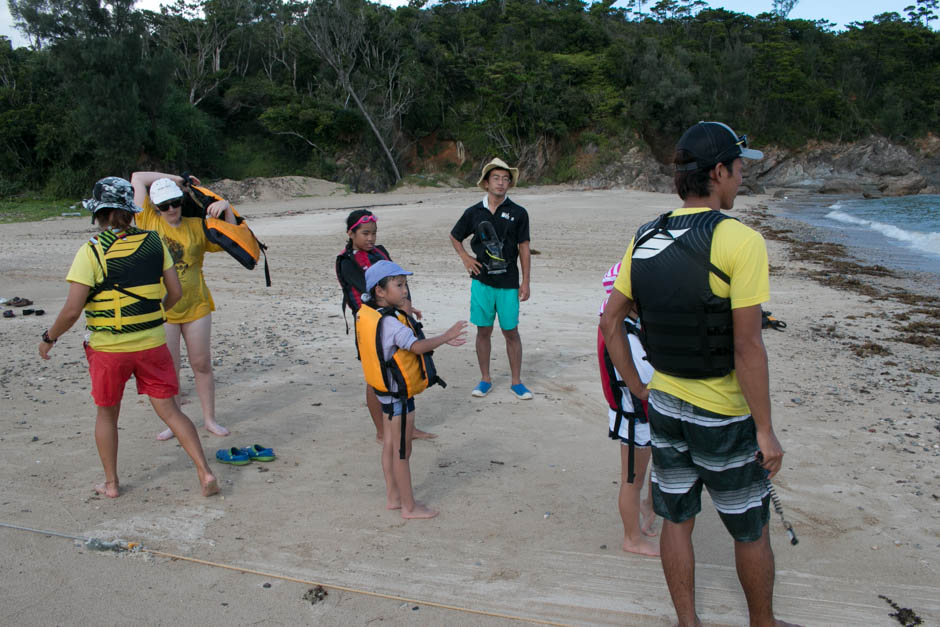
[349,214,377,231]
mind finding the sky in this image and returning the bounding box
[0,0,930,49]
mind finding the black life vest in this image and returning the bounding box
[335,245,390,333]
[630,210,735,379]
[84,227,166,334]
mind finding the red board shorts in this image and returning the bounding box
[84,343,178,407]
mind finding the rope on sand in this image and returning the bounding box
[0,521,573,626]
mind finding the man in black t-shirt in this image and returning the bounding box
[449,158,533,400]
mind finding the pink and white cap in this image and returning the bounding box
[599,262,621,315]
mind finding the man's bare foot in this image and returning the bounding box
[156,428,175,441]
[201,475,219,497]
[205,422,229,437]
[401,502,438,519]
[622,534,660,557]
[640,507,658,537]
[386,500,402,510]
[412,428,437,440]
[94,481,120,498]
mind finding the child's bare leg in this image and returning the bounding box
[182,315,228,437]
[619,445,659,556]
[158,317,228,440]
[94,403,122,498]
[412,425,437,440]
[149,396,219,496]
[382,415,400,509]
[373,387,435,441]
[367,385,384,442]
[157,323,183,441]
[391,411,437,519]
[642,467,657,536]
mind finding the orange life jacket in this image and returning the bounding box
[355,303,445,457]
[181,184,271,286]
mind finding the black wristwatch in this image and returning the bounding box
[41,330,56,344]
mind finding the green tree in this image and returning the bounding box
[904,0,938,28]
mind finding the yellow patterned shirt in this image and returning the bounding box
[136,197,223,323]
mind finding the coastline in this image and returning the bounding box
[0,186,937,626]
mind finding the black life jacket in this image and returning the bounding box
[630,210,735,379]
[84,227,166,334]
[597,318,647,483]
[335,245,390,333]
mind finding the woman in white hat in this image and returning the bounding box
[131,171,235,441]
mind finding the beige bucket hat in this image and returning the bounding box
[477,158,520,190]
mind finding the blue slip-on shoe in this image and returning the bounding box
[216,447,252,465]
[510,383,533,400]
[238,444,276,462]
[471,381,493,397]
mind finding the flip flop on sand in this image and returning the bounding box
[215,447,251,465]
[8,297,32,307]
[3,310,14,318]
[238,444,275,462]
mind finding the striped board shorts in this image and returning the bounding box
[648,389,770,542]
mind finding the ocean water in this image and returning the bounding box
[774,194,940,276]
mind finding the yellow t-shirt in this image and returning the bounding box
[66,234,173,353]
[613,208,770,416]
[136,197,222,324]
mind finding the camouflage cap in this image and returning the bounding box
[82,177,142,216]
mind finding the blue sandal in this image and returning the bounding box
[216,447,251,465]
[238,444,276,462]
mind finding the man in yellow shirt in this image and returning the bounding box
[600,122,793,627]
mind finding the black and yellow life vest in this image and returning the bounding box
[631,210,735,379]
[84,227,166,334]
[355,303,445,458]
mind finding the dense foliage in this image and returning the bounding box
[1,0,938,195]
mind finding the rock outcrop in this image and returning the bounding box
[578,146,673,193]
[576,135,935,197]
[754,137,928,196]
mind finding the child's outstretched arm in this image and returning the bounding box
[410,320,467,354]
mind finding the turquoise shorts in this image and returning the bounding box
[470,280,519,330]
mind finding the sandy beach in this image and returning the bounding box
[1,184,938,626]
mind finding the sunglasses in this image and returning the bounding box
[349,214,378,230]
[157,201,182,212]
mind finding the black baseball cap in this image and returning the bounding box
[675,121,763,171]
